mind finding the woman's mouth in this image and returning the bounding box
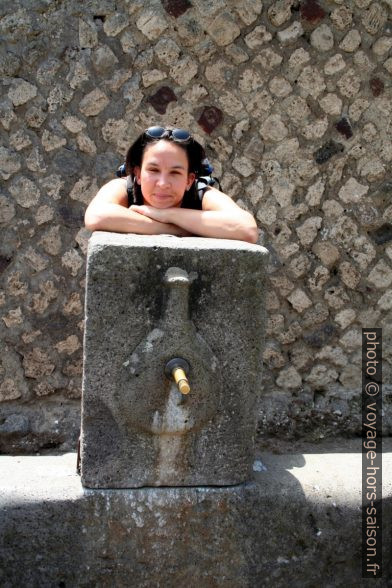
[154,193,172,199]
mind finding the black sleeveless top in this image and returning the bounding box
[126,176,209,210]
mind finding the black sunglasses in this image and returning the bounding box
[144,126,192,143]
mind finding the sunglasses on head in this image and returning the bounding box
[144,126,192,143]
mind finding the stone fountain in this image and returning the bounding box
[0,232,390,586]
[80,232,267,489]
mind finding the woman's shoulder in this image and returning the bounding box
[94,177,128,205]
[201,187,239,211]
[102,177,127,190]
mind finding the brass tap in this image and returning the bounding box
[165,358,191,395]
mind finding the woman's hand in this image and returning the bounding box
[130,204,169,223]
[130,205,193,236]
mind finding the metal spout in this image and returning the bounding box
[165,358,191,395]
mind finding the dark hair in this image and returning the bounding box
[125,129,207,208]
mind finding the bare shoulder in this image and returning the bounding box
[201,187,240,211]
[92,178,128,206]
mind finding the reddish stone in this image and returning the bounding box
[148,86,177,115]
[161,0,191,18]
[370,77,384,97]
[300,0,325,25]
[197,107,223,134]
[335,116,353,139]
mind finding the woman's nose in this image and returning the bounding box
[156,174,170,187]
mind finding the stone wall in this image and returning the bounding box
[0,0,391,453]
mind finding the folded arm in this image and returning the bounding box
[131,188,259,243]
[84,179,191,236]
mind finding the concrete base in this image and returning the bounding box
[1,445,391,587]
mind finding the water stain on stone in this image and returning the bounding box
[369,77,384,97]
[0,255,12,274]
[161,0,191,18]
[148,86,177,115]
[197,106,223,134]
[335,117,353,139]
[369,223,392,245]
[303,324,335,348]
[300,0,326,25]
[59,206,84,228]
[314,140,344,164]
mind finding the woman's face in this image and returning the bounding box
[135,140,195,209]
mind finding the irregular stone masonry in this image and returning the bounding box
[0,0,391,452]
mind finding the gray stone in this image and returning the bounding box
[81,233,268,488]
[339,29,361,52]
[254,48,283,71]
[79,18,98,48]
[0,146,21,179]
[339,178,369,203]
[319,93,342,116]
[367,260,392,289]
[296,217,322,246]
[0,413,29,432]
[276,366,302,389]
[136,9,168,40]
[0,194,15,223]
[337,68,361,98]
[239,69,263,93]
[287,288,312,313]
[36,58,62,86]
[310,24,334,52]
[205,12,241,46]
[92,46,119,71]
[235,0,263,25]
[260,115,288,142]
[0,379,22,401]
[277,21,303,45]
[154,37,181,66]
[245,26,272,49]
[79,89,109,117]
[218,91,244,117]
[0,98,16,130]
[331,6,353,30]
[8,175,40,208]
[232,156,255,177]
[62,115,86,134]
[269,76,292,98]
[225,43,249,64]
[362,3,387,35]
[383,56,392,72]
[297,66,326,99]
[268,0,292,26]
[103,14,129,37]
[142,68,166,87]
[8,78,37,106]
[22,348,55,379]
[41,129,67,152]
[169,57,197,85]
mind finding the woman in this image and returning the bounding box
[84,126,258,243]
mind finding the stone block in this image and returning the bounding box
[81,233,268,488]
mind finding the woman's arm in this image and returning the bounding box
[84,179,191,236]
[131,187,259,243]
